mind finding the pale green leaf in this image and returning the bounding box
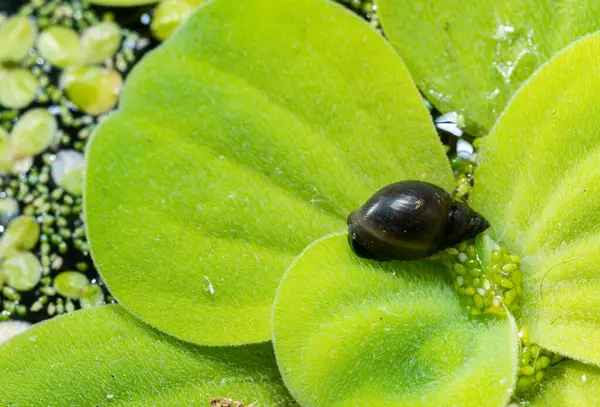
[272,233,519,407]
[85,0,452,346]
[37,26,83,68]
[0,305,296,406]
[81,21,122,64]
[151,0,196,41]
[1,251,41,291]
[0,16,37,63]
[11,108,57,158]
[472,33,600,364]
[61,66,123,115]
[0,68,38,109]
[522,361,600,406]
[377,0,600,135]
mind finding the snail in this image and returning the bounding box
[347,180,490,261]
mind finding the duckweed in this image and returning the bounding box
[2,251,41,291]
[37,26,84,68]
[0,69,38,109]
[151,0,196,41]
[0,215,40,256]
[53,270,89,299]
[513,326,563,396]
[51,150,84,196]
[0,16,37,63]
[441,236,522,315]
[0,198,19,226]
[61,66,123,115]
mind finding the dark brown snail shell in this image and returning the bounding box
[347,180,490,261]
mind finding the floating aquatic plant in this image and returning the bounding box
[1,0,600,406]
[80,21,122,64]
[151,0,198,40]
[0,0,153,324]
[376,0,600,135]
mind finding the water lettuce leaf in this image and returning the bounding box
[85,0,453,346]
[377,0,600,135]
[472,33,600,365]
[272,233,519,407]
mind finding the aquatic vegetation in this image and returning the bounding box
[1,0,600,406]
[377,0,600,135]
[0,0,152,324]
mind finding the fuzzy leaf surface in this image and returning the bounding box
[85,0,452,345]
[272,233,519,407]
[472,33,600,364]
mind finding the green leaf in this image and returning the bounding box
[151,0,196,41]
[85,0,453,346]
[37,26,83,68]
[377,0,600,135]
[0,305,296,406]
[522,361,600,406]
[272,233,519,407]
[0,68,38,110]
[0,16,37,63]
[11,108,58,158]
[61,66,123,115]
[471,33,600,364]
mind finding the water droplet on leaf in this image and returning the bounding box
[61,66,122,115]
[493,23,515,42]
[492,26,540,86]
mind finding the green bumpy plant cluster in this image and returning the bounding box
[515,327,563,393]
[450,157,475,199]
[441,238,522,316]
[2,0,600,406]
